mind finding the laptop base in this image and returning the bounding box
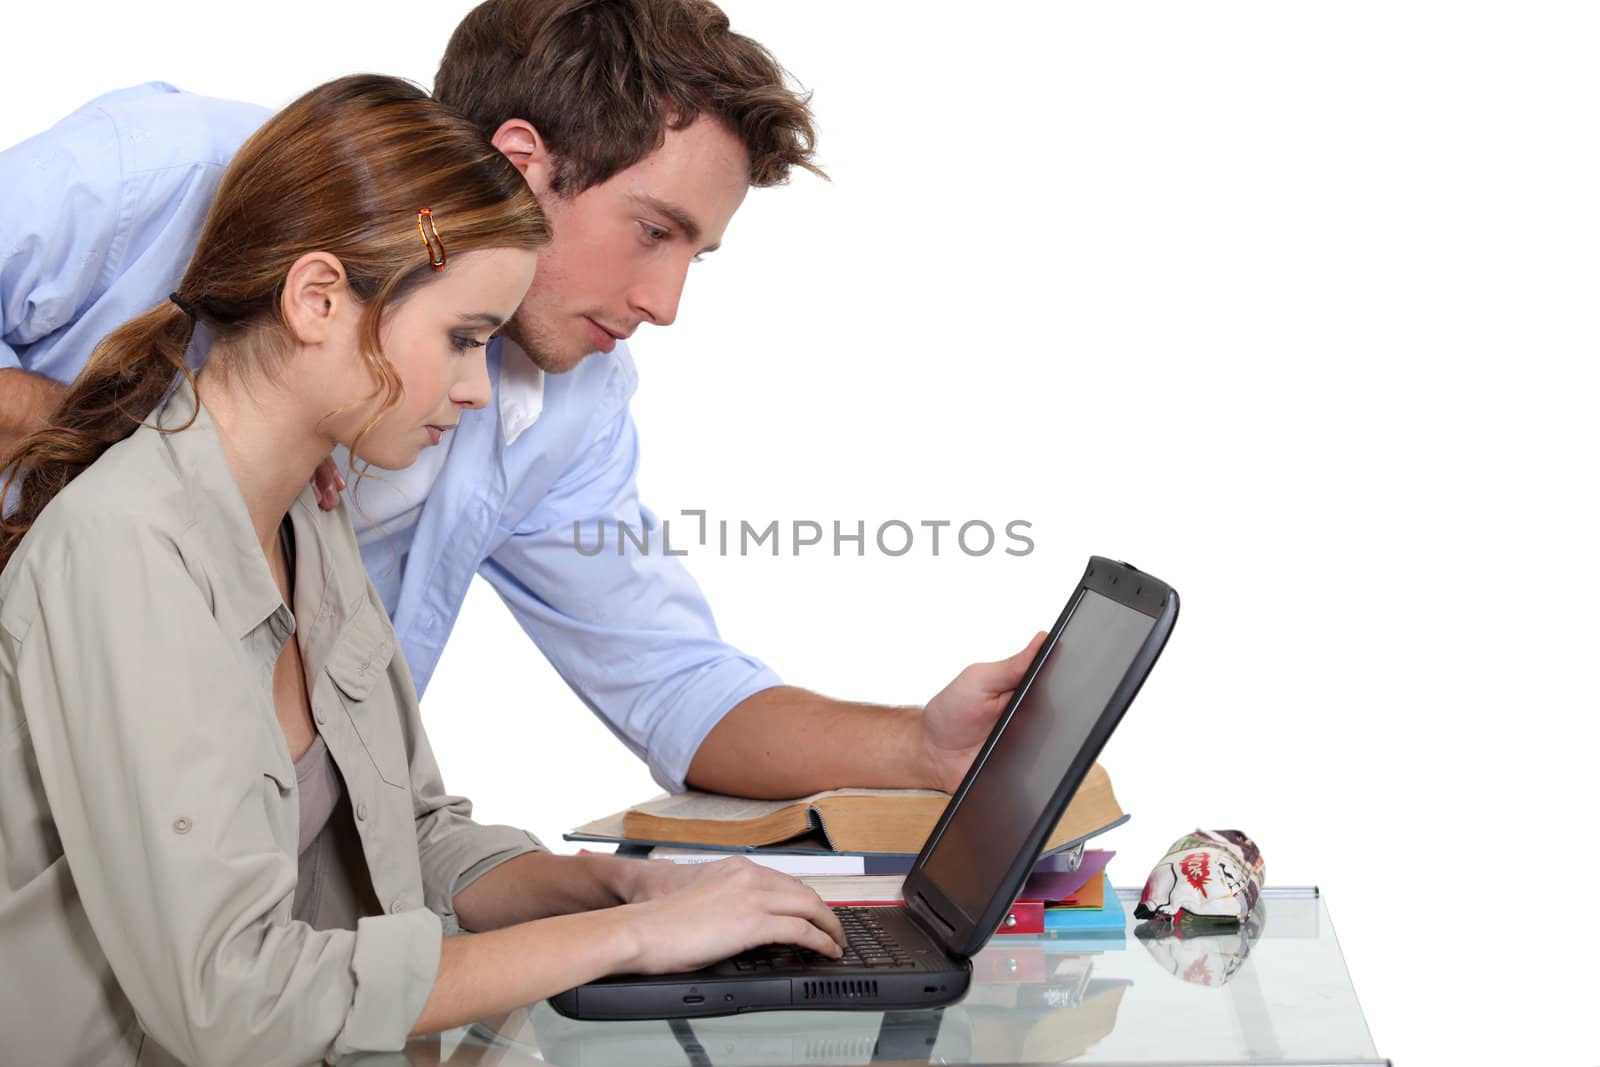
[548,963,971,1021]
[550,906,971,1021]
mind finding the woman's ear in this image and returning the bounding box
[492,119,555,197]
[281,252,351,345]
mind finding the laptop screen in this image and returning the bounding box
[917,588,1158,922]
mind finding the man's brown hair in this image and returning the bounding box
[434,0,821,195]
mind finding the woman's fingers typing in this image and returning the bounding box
[624,859,852,973]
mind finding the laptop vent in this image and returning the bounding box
[801,979,880,1001]
[802,1037,876,1058]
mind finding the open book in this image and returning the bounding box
[567,762,1125,856]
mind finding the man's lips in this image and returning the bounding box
[585,317,625,354]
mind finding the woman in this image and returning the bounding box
[0,75,843,1066]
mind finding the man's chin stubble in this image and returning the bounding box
[503,319,591,375]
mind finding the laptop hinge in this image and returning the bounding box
[908,891,958,945]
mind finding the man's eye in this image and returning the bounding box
[640,221,669,242]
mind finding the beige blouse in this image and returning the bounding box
[0,380,543,1065]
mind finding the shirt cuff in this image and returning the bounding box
[420,825,546,934]
[0,343,22,372]
[648,661,786,793]
[333,907,443,1057]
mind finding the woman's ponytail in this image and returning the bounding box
[0,301,196,572]
[2,73,551,575]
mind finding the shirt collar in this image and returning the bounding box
[155,377,368,650]
[156,378,283,642]
[497,338,545,446]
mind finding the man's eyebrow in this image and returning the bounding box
[456,312,506,329]
[630,193,719,253]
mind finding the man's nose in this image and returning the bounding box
[627,257,689,328]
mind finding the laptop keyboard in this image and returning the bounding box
[731,907,916,971]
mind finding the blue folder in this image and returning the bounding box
[1042,875,1126,934]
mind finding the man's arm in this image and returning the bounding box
[483,383,1049,798]
[0,96,127,448]
[480,397,785,793]
[686,630,1047,799]
[0,368,64,452]
[0,86,269,461]
[688,688,930,797]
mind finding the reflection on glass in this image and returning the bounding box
[963,952,1131,1063]
[1134,905,1269,988]
[414,890,1385,1066]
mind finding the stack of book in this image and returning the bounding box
[788,847,1122,940]
[564,761,1130,942]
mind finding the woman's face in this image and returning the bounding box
[333,246,539,470]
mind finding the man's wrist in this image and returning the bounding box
[0,368,66,441]
[899,704,950,792]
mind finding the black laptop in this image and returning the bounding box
[550,555,1178,1021]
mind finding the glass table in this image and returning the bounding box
[388,887,1385,1066]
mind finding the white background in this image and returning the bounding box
[6,3,1597,1064]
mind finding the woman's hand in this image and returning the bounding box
[617,858,847,974]
[416,858,850,1035]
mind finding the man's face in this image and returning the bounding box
[507,116,752,373]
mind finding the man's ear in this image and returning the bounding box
[281,252,350,345]
[492,119,555,196]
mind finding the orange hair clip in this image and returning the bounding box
[417,208,447,271]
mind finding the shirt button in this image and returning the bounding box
[356,802,368,822]
[172,817,192,835]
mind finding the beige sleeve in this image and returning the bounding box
[380,616,546,933]
[16,526,442,1063]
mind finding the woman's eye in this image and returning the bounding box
[451,335,487,352]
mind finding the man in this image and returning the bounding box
[0,0,1042,800]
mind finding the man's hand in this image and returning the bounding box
[687,632,1051,798]
[920,632,1048,793]
[312,457,346,510]
[0,368,66,455]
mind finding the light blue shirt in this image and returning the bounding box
[0,83,781,791]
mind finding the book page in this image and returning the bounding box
[630,787,948,822]
[799,874,905,902]
[627,792,798,821]
[812,788,948,801]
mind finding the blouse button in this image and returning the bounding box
[356,802,368,822]
[390,899,405,914]
[172,817,192,835]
